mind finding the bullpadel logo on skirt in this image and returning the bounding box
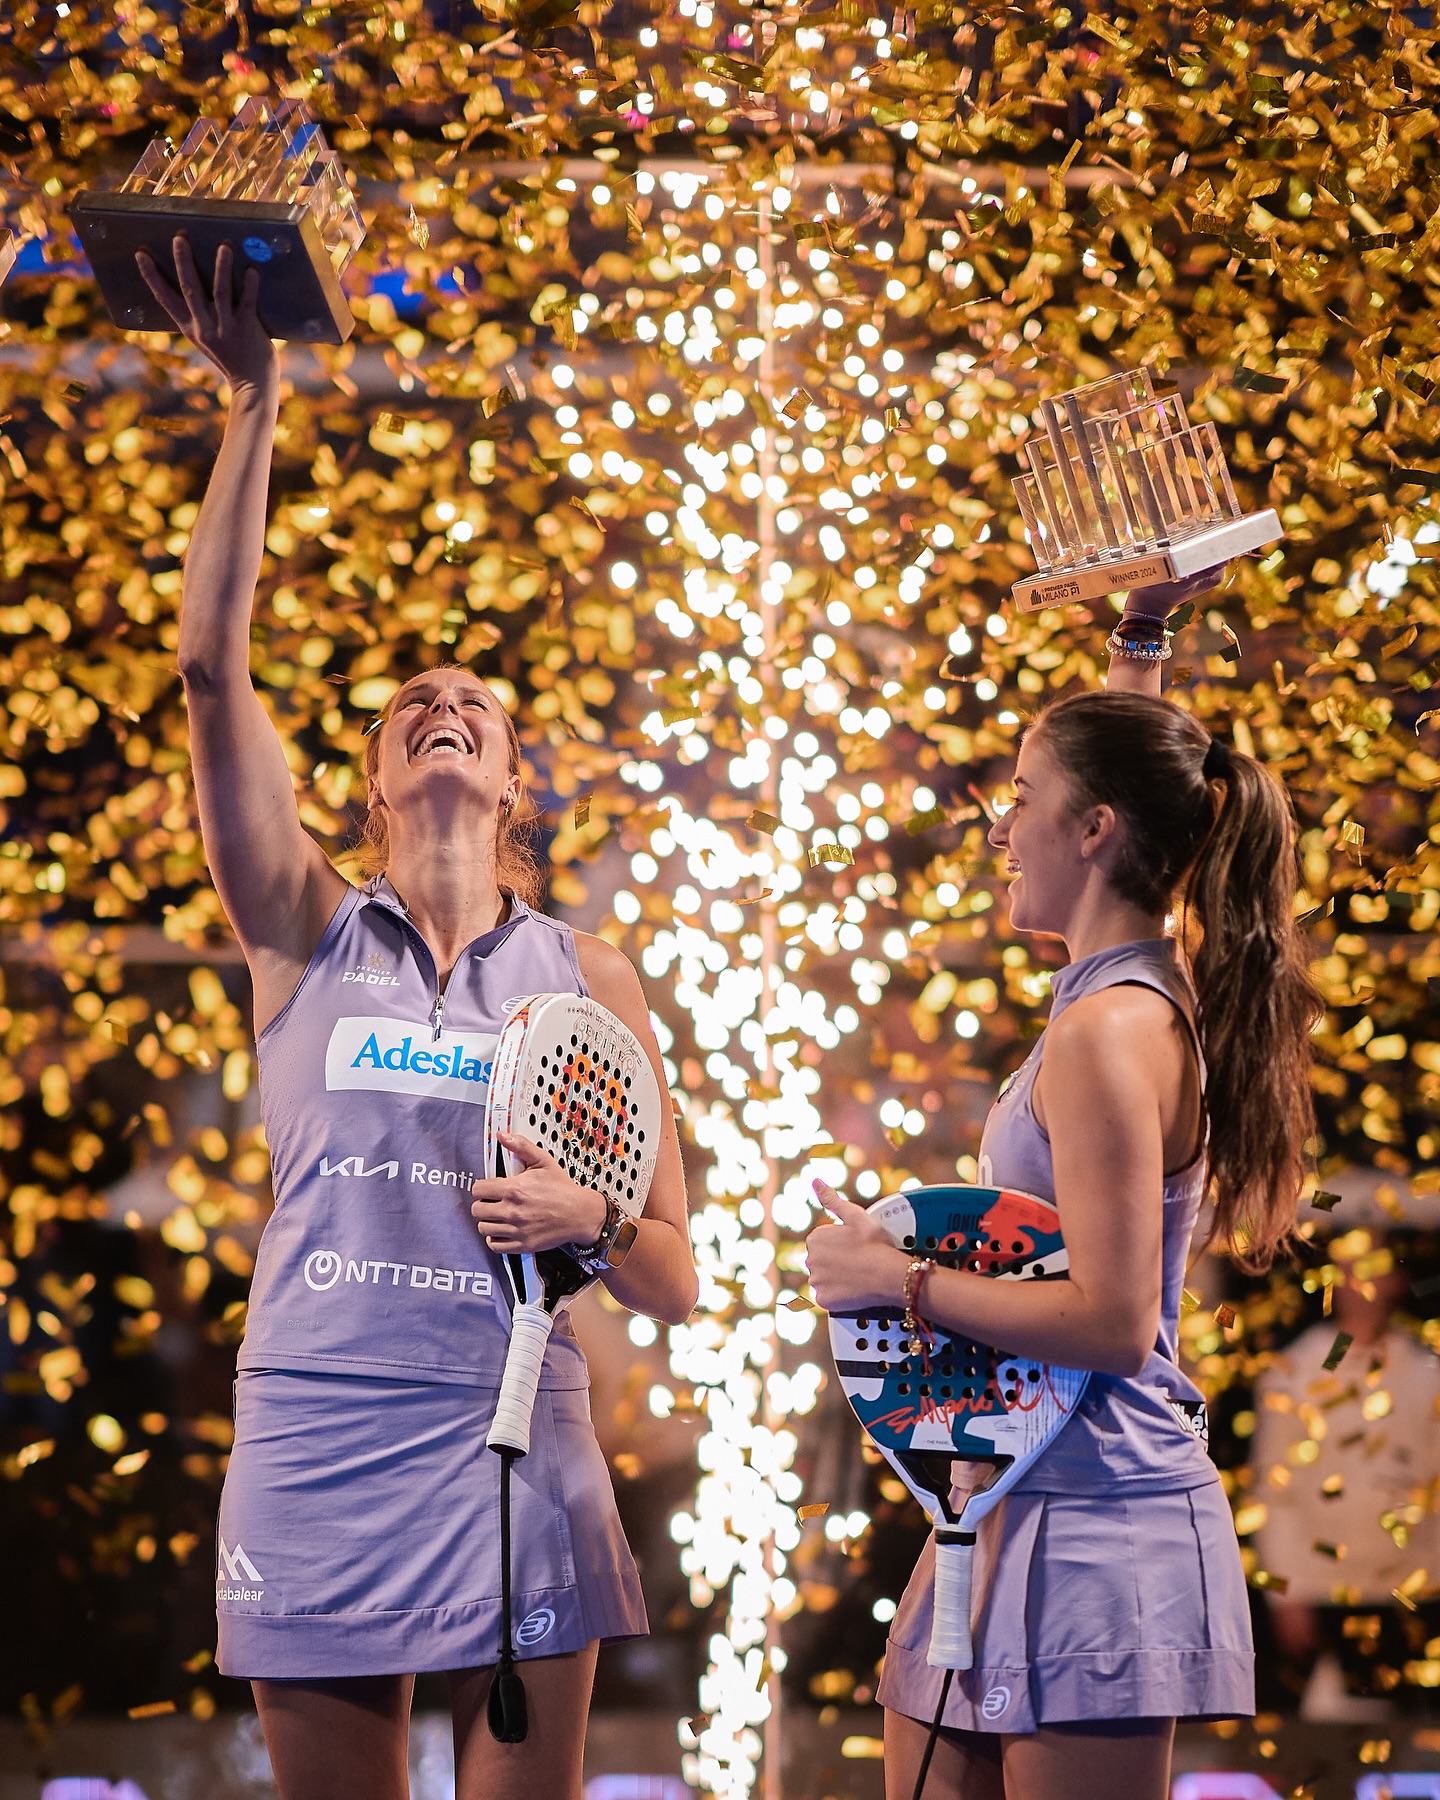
[324,1016,498,1104]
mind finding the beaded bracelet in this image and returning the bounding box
[902,1256,936,1356]
[1105,617,1173,663]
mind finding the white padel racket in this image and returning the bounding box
[482,992,662,1457]
[827,1183,1089,1673]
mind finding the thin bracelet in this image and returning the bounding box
[902,1256,936,1356]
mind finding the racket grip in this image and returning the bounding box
[486,1300,554,1456]
[928,1529,977,1671]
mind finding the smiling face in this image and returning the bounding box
[987,729,1122,937]
[368,668,520,841]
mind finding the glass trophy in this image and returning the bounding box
[1011,370,1281,612]
[71,98,365,344]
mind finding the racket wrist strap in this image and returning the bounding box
[903,1257,936,1354]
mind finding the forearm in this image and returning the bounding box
[179,381,280,684]
[600,1218,698,1326]
[1103,649,1164,698]
[870,1249,1151,1377]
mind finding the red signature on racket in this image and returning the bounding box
[870,1367,1066,1436]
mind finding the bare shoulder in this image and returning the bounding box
[571,928,646,1010]
[1043,983,1188,1079]
[1050,982,1182,1041]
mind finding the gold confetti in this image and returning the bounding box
[778,387,814,422]
[408,204,429,248]
[574,794,591,828]
[1214,1304,1236,1329]
[127,1702,177,1720]
[1311,1189,1343,1212]
[747,810,780,835]
[798,1502,829,1520]
[808,843,853,868]
[1322,1330,1353,1370]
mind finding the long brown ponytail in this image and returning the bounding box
[1032,692,1322,1270]
[352,674,547,908]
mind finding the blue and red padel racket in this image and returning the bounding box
[828,1184,1088,1672]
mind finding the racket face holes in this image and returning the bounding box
[855,1338,868,1351]
[901,1235,915,1250]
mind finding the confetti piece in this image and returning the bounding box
[1232,365,1288,393]
[884,405,902,430]
[1393,465,1440,489]
[736,889,773,906]
[747,809,780,835]
[808,843,854,868]
[482,385,516,419]
[1214,1304,1236,1328]
[1340,819,1365,850]
[1217,622,1242,664]
[573,794,591,828]
[106,1019,128,1045]
[778,387,814,422]
[569,495,603,530]
[1250,1570,1290,1594]
[798,1502,829,1520]
[1322,1330,1354,1370]
[127,1702,176,1720]
[1311,1190,1343,1212]
[61,380,90,401]
[407,204,429,248]
[1312,1541,1345,1559]
[809,1143,848,1159]
[138,414,186,433]
[905,805,947,835]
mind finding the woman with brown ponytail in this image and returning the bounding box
[807,577,1322,1800]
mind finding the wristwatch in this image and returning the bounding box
[572,1196,638,1276]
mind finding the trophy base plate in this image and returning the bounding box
[71,191,354,346]
[1010,510,1282,612]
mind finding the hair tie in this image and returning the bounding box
[1202,736,1233,781]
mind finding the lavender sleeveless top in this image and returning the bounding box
[978,938,1217,1493]
[238,876,590,1389]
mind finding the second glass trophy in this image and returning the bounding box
[1011,371,1281,611]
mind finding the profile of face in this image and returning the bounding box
[369,668,519,841]
[987,729,1124,938]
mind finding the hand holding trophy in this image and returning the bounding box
[71,97,365,347]
[1010,370,1281,666]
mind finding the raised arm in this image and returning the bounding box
[139,238,347,1033]
[1101,569,1221,699]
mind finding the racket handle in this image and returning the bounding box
[928,1529,977,1671]
[486,1300,554,1456]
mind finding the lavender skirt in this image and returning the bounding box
[877,1482,1253,1734]
[215,1370,646,1679]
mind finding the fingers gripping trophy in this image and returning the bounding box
[1009,370,1282,670]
